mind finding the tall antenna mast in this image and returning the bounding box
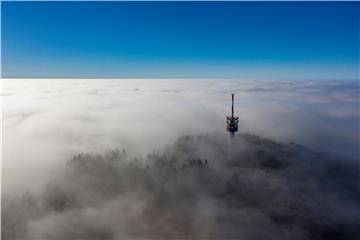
[226,93,239,137]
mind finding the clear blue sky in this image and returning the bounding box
[2,1,359,79]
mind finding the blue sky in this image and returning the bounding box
[2,1,359,79]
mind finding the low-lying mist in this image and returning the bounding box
[2,78,359,239]
[3,133,359,239]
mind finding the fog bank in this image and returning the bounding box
[3,133,359,239]
[3,79,359,193]
[2,78,359,239]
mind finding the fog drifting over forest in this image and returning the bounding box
[2,78,359,239]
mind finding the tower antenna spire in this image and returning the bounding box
[231,93,234,118]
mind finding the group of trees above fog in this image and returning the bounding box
[3,133,359,240]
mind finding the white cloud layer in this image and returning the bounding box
[2,78,359,194]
